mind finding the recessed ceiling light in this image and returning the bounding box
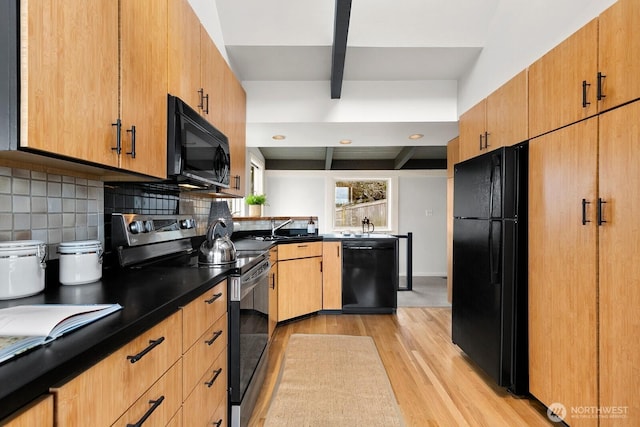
[272,134,286,140]
[408,133,424,140]
[339,139,352,145]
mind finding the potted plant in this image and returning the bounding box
[246,194,267,217]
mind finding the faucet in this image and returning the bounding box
[272,218,293,236]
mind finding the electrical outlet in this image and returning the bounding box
[425,209,433,217]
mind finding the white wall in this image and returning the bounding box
[458,0,618,113]
[264,169,447,276]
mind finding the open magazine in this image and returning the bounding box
[0,304,123,364]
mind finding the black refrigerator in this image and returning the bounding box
[452,145,528,396]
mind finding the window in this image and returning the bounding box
[334,179,390,230]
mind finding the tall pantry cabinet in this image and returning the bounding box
[530,100,640,427]
[528,118,599,427]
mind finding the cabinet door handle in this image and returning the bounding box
[484,131,490,148]
[597,198,607,226]
[126,125,136,158]
[126,396,165,427]
[270,273,276,289]
[582,80,591,108]
[597,72,606,101]
[205,292,223,304]
[111,118,122,155]
[205,330,223,346]
[198,88,205,110]
[204,368,223,388]
[203,93,210,114]
[479,133,484,150]
[581,198,591,225]
[126,337,165,363]
[336,246,340,257]
[320,260,323,273]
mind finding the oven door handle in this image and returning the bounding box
[238,261,270,300]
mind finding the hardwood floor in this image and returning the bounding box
[249,308,552,427]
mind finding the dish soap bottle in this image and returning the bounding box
[307,217,316,235]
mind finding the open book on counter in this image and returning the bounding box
[0,304,123,364]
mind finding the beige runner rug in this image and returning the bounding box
[264,334,405,427]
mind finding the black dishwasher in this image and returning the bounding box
[342,237,399,314]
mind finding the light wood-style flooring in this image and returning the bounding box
[249,308,553,426]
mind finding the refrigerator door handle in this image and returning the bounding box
[488,221,497,284]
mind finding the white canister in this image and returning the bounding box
[58,240,103,285]
[0,240,47,300]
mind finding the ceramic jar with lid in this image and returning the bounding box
[0,240,47,299]
[58,240,103,285]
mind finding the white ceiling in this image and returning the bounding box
[213,0,501,167]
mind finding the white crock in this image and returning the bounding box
[0,240,47,299]
[58,240,103,285]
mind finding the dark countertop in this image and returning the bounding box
[321,233,399,241]
[0,260,229,420]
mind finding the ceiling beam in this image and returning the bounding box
[331,0,352,99]
[394,146,417,169]
[325,147,334,170]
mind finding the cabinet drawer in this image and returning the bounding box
[183,313,228,400]
[209,401,227,427]
[182,279,227,352]
[112,359,182,427]
[52,311,182,426]
[183,350,227,427]
[277,241,322,261]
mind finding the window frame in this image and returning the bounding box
[328,175,398,233]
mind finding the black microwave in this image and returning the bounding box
[167,94,230,189]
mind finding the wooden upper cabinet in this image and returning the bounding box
[168,0,201,110]
[458,99,486,162]
[120,0,168,178]
[459,71,528,162]
[598,0,640,112]
[528,19,598,139]
[486,70,528,149]
[20,0,119,167]
[222,67,247,197]
[200,32,226,128]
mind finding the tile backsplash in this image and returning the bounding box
[0,164,230,259]
[0,166,103,258]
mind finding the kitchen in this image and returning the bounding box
[1,0,639,426]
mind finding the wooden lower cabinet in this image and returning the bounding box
[44,279,229,427]
[277,242,323,321]
[0,395,53,427]
[181,280,228,426]
[51,311,182,426]
[322,242,342,310]
[182,351,227,427]
[112,359,183,427]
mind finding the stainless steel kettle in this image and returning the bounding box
[198,218,237,266]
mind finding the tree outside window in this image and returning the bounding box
[334,179,388,230]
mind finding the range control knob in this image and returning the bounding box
[143,220,153,233]
[129,220,144,234]
[179,219,194,229]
